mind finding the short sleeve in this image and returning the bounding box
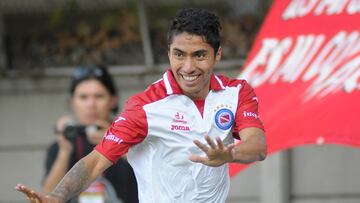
[95,97,148,164]
[233,81,264,136]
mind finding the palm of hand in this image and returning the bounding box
[189,135,234,167]
[15,184,60,203]
[205,146,234,166]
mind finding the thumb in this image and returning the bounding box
[188,154,206,163]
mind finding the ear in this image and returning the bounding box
[214,46,222,65]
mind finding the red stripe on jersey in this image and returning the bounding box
[96,79,168,163]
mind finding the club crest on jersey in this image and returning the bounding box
[215,108,234,130]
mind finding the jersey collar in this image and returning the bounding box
[163,69,225,95]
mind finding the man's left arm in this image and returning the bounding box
[231,127,266,164]
[230,80,267,164]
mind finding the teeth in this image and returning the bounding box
[182,75,198,81]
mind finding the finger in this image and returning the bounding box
[193,140,209,153]
[188,154,208,163]
[15,183,22,191]
[18,187,34,198]
[227,143,235,151]
[29,197,40,203]
[26,192,40,203]
[27,196,38,203]
[28,190,42,202]
[15,184,41,201]
[216,137,225,150]
[205,135,217,149]
[15,184,32,195]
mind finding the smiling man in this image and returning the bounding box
[16,8,266,203]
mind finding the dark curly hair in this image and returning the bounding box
[167,8,222,54]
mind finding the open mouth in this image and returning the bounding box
[181,74,200,82]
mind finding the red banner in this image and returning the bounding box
[230,0,360,177]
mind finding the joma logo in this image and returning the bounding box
[171,125,190,131]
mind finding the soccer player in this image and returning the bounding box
[16,8,266,203]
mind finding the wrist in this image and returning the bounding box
[45,194,64,203]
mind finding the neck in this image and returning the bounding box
[185,89,209,101]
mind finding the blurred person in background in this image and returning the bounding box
[43,65,138,203]
[16,8,266,203]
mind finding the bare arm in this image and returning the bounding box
[48,150,112,201]
[16,150,112,202]
[232,127,267,164]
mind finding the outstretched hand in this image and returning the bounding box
[15,184,60,203]
[189,135,235,167]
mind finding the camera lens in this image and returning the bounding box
[62,125,86,140]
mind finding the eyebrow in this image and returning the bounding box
[192,50,208,56]
[172,48,208,56]
[172,48,184,53]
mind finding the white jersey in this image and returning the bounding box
[96,70,263,203]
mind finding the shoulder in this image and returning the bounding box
[216,74,252,89]
[124,79,168,109]
[216,75,256,104]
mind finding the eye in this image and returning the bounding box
[173,51,184,59]
[195,52,206,60]
[78,94,88,100]
[95,93,106,99]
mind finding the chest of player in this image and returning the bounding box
[143,87,240,144]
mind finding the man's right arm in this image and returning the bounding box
[48,150,112,201]
[16,150,112,202]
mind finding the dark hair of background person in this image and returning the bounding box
[69,65,119,113]
[167,8,222,54]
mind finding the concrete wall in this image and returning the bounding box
[1,70,360,202]
[0,91,67,202]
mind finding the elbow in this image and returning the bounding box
[259,151,267,161]
[258,142,267,161]
[256,131,267,161]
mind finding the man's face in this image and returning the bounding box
[168,32,221,100]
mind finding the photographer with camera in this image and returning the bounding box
[43,65,138,203]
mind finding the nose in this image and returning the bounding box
[182,57,195,74]
[85,97,97,109]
